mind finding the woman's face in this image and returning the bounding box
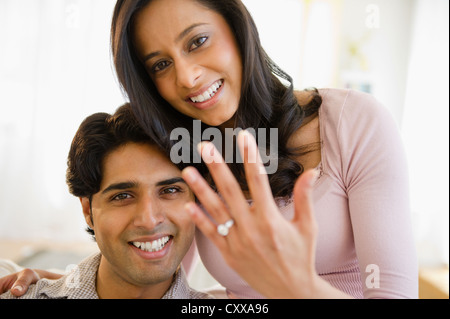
[132,0,243,127]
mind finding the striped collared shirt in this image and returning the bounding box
[0,253,212,299]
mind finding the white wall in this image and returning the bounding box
[245,0,415,126]
[338,0,414,126]
[402,0,449,266]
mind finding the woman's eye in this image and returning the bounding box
[152,60,171,73]
[189,36,208,51]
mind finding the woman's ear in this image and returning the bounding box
[80,197,94,229]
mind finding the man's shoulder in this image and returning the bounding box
[0,279,57,299]
[0,253,101,299]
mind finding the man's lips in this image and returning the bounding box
[129,235,172,252]
[129,236,173,260]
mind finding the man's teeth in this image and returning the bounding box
[132,236,170,252]
[190,80,223,103]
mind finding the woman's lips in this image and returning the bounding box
[186,80,224,110]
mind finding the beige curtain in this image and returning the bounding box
[0,0,125,242]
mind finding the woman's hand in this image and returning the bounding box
[181,130,323,298]
[0,269,62,296]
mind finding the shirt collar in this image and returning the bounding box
[39,253,208,299]
[40,253,100,299]
[161,266,192,299]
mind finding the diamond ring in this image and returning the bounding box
[217,219,234,236]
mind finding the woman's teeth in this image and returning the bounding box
[189,80,223,103]
[132,236,170,252]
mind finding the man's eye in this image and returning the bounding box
[160,187,182,196]
[112,193,132,201]
[189,36,208,51]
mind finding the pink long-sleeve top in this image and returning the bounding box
[184,88,418,299]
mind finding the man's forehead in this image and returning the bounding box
[100,142,182,189]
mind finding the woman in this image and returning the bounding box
[1,0,417,298]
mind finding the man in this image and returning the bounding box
[0,104,211,299]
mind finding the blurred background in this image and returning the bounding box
[0,0,448,298]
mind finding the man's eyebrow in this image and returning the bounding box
[155,177,186,187]
[142,23,209,63]
[101,181,138,195]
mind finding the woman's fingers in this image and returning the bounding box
[184,201,229,251]
[184,131,280,225]
[193,142,250,224]
[237,130,278,216]
[9,268,40,296]
[0,273,18,295]
[181,166,231,225]
[292,169,319,233]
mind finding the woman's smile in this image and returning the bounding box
[185,79,224,110]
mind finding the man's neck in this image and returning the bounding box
[95,255,174,299]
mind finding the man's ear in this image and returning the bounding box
[80,197,94,229]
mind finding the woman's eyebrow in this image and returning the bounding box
[143,23,209,63]
[143,51,161,63]
[175,23,209,43]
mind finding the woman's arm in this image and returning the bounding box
[340,90,418,298]
[0,268,62,297]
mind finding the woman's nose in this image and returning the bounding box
[175,59,202,89]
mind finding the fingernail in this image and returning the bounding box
[198,142,221,164]
[182,167,197,183]
[238,130,248,147]
[196,142,204,156]
[238,130,253,148]
[13,285,23,293]
[185,203,196,215]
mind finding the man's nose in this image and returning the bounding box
[133,197,164,229]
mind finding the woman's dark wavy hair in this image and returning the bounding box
[111,0,322,197]
[66,103,151,238]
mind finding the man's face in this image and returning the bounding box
[82,142,195,291]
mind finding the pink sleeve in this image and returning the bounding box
[340,90,418,298]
